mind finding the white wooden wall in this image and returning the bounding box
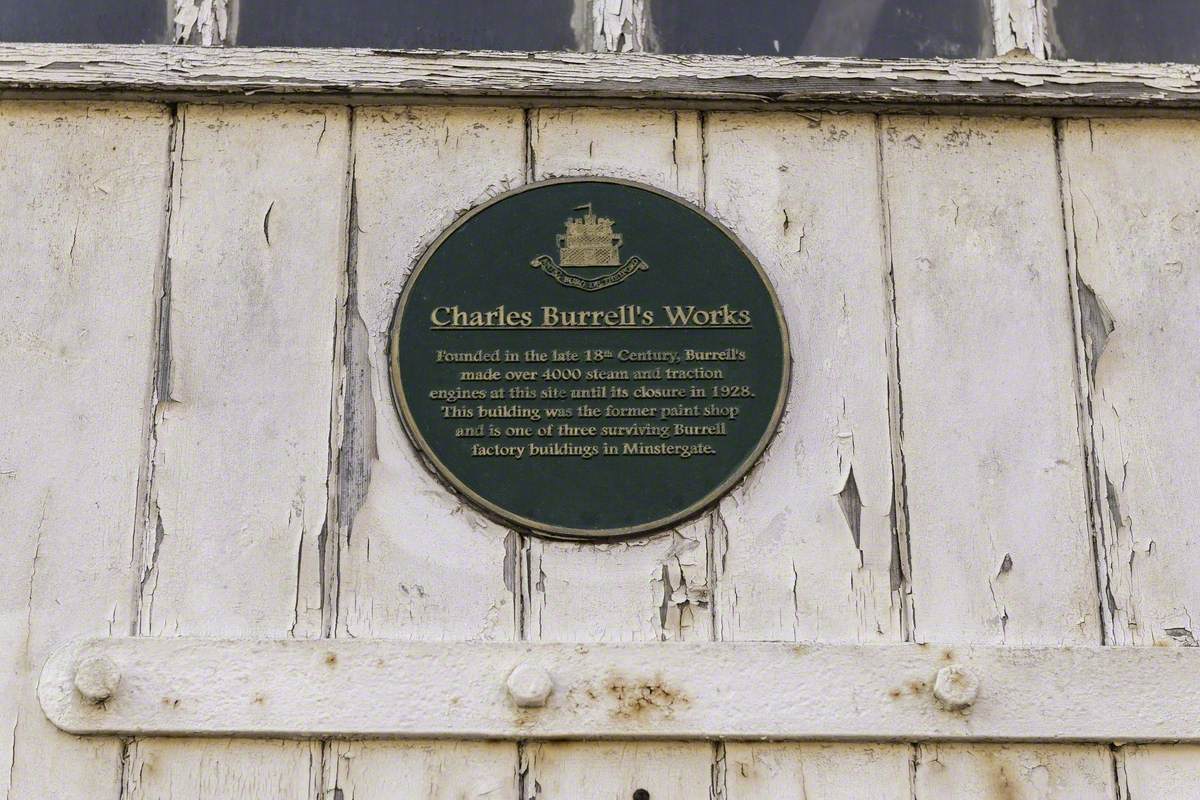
[4,99,1200,799]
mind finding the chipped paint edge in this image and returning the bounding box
[3,45,1200,115]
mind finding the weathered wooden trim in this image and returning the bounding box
[2,44,1200,114]
[591,0,653,54]
[991,0,1050,59]
[173,0,237,46]
[41,638,1200,742]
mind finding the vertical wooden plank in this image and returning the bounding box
[526,742,711,800]
[0,101,171,800]
[881,114,1112,795]
[341,106,524,644]
[331,742,516,800]
[723,743,911,800]
[704,112,902,644]
[1118,745,1200,797]
[1059,117,1200,800]
[915,744,1115,799]
[332,105,525,797]
[703,111,913,797]
[122,741,320,799]
[884,115,1098,645]
[523,107,714,794]
[124,103,349,799]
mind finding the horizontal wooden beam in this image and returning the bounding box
[1,44,1200,115]
[41,638,1200,742]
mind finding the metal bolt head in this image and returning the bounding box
[933,664,980,711]
[74,656,121,703]
[506,662,553,708]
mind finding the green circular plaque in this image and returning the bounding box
[390,178,789,540]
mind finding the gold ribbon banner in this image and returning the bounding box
[530,256,648,292]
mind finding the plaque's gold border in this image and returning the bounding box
[387,177,791,541]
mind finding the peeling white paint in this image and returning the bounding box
[992,0,1050,59]
[173,0,233,46]
[3,44,1200,111]
[592,0,652,53]
[121,103,351,796]
[4,77,1200,795]
[0,101,172,799]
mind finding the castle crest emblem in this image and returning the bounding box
[530,204,648,291]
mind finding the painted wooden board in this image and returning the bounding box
[915,744,1115,799]
[524,107,713,797]
[722,743,912,800]
[992,0,1048,58]
[525,742,711,800]
[9,98,1200,795]
[5,43,1200,113]
[704,112,901,644]
[1059,116,1200,800]
[881,115,1112,795]
[0,101,171,800]
[336,105,527,797]
[341,105,525,644]
[43,638,1200,741]
[1118,745,1200,799]
[123,740,322,800]
[883,115,1098,647]
[123,103,350,799]
[329,741,517,800]
[702,109,913,798]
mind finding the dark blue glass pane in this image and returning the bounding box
[238,0,577,50]
[1051,0,1200,63]
[651,0,992,58]
[0,0,166,44]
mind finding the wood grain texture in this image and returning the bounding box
[525,742,711,800]
[703,110,912,797]
[123,740,321,800]
[722,743,913,800]
[340,106,524,643]
[705,111,901,645]
[3,44,1200,113]
[523,106,713,797]
[1059,116,1200,800]
[125,103,350,799]
[0,101,171,800]
[1118,745,1200,799]
[334,105,526,797]
[329,741,516,800]
[881,114,1111,795]
[914,744,1115,799]
[883,114,1097,647]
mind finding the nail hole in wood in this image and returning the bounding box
[633,790,650,800]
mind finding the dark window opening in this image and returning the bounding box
[650,0,994,59]
[0,0,167,44]
[237,0,578,51]
[1049,0,1200,63]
